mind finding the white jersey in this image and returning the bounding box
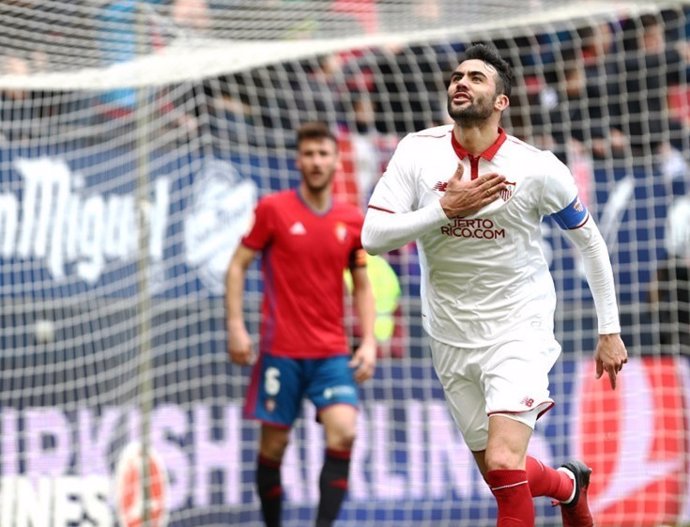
[367,124,583,347]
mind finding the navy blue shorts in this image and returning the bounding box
[243,354,359,427]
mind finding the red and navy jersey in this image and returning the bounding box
[242,189,366,359]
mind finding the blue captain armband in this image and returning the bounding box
[550,196,589,230]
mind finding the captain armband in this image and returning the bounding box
[550,196,589,230]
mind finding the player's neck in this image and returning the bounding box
[298,183,332,213]
[453,122,500,157]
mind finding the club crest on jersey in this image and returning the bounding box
[432,181,448,192]
[500,180,517,201]
[335,222,348,243]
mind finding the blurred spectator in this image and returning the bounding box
[577,22,628,160]
[0,55,37,143]
[258,53,347,132]
[350,95,384,208]
[203,79,253,144]
[621,13,689,180]
[331,0,379,34]
[96,0,164,118]
[334,93,398,210]
[649,253,690,355]
[171,0,210,31]
[649,180,690,354]
[532,26,627,165]
[370,43,446,134]
[301,53,347,126]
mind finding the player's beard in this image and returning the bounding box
[447,92,495,127]
[303,168,335,194]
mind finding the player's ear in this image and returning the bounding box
[495,93,510,112]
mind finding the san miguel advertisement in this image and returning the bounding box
[0,149,258,297]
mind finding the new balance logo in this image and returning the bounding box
[289,222,306,235]
[520,396,535,408]
[432,181,448,192]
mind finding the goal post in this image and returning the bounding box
[0,1,689,526]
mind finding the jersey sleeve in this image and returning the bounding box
[241,196,274,250]
[538,151,590,230]
[367,134,418,213]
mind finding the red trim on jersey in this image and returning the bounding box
[451,128,508,161]
[469,157,480,180]
[367,204,396,213]
[571,214,591,230]
[487,401,555,420]
[258,419,291,430]
[451,128,507,180]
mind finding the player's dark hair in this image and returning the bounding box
[296,121,337,147]
[461,43,513,98]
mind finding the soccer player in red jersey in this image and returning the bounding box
[226,122,377,527]
[362,44,628,526]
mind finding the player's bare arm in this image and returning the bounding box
[349,264,377,383]
[225,244,257,366]
[594,333,628,390]
[439,163,507,218]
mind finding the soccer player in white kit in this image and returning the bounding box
[362,44,628,527]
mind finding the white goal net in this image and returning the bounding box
[0,1,689,526]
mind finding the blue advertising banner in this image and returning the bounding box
[0,145,265,298]
[1,145,686,303]
[2,357,689,526]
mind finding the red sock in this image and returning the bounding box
[486,469,534,527]
[525,456,574,502]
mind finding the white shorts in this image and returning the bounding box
[430,334,561,451]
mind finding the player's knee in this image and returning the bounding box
[483,447,524,471]
[325,425,357,451]
[260,430,290,460]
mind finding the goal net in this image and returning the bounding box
[0,1,689,526]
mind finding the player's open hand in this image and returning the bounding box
[228,323,255,366]
[439,163,507,218]
[594,333,628,390]
[349,339,377,384]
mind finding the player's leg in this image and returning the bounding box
[307,356,359,527]
[482,339,590,526]
[244,354,305,527]
[430,337,533,524]
[257,424,291,527]
[481,414,536,526]
[317,404,358,527]
[478,423,590,527]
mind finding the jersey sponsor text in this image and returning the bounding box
[440,218,506,240]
